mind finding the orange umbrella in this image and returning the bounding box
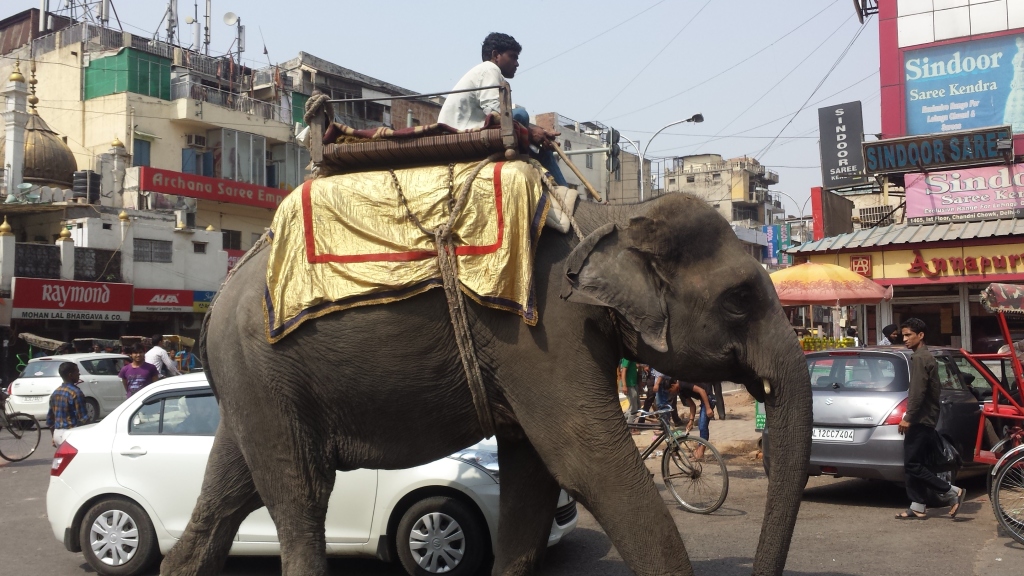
[770,262,892,306]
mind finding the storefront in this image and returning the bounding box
[127,288,215,340]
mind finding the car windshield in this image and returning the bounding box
[20,360,63,378]
[807,354,908,392]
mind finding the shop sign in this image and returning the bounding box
[138,167,286,210]
[193,291,216,314]
[903,33,1021,136]
[762,225,779,265]
[818,101,867,189]
[226,249,246,272]
[907,248,1024,277]
[905,162,1024,224]
[11,278,132,321]
[778,223,792,266]
[863,126,1011,175]
[850,255,872,277]
[133,289,194,313]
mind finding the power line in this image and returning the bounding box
[603,0,841,121]
[590,0,714,118]
[519,0,669,73]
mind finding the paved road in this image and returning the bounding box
[2,447,1021,575]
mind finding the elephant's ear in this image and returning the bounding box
[561,223,669,352]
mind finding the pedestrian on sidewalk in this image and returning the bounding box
[879,323,902,346]
[618,358,641,433]
[120,343,160,398]
[146,334,181,378]
[46,362,91,448]
[895,318,966,520]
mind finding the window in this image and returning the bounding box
[134,238,173,263]
[193,242,207,254]
[209,129,266,185]
[585,153,593,169]
[129,392,220,436]
[807,355,907,392]
[251,232,262,247]
[937,357,964,390]
[182,148,214,177]
[686,175,695,183]
[133,139,151,167]
[21,360,63,378]
[80,358,125,376]
[668,178,676,185]
[102,223,112,230]
[712,172,722,183]
[222,229,242,250]
[563,141,572,151]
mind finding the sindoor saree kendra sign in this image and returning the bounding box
[905,163,1024,224]
[11,278,133,321]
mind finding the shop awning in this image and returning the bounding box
[788,219,1024,254]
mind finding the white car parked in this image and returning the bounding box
[46,373,577,576]
[6,353,130,422]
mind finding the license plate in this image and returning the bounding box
[811,427,856,442]
[19,395,48,403]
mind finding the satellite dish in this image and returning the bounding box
[17,183,33,190]
[185,16,195,24]
[223,12,238,26]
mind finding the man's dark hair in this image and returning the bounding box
[129,343,146,354]
[58,361,78,382]
[481,33,522,61]
[900,318,927,335]
[151,334,164,346]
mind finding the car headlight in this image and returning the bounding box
[450,447,500,482]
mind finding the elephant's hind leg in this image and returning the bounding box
[492,434,561,576]
[162,425,263,576]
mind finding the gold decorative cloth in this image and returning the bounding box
[264,160,550,343]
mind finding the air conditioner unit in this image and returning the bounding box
[186,134,207,148]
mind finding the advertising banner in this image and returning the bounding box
[818,101,867,189]
[905,162,1024,223]
[863,126,1011,174]
[226,249,246,272]
[904,32,1024,136]
[193,291,216,314]
[762,225,779,265]
[778,222,792,266]
[132,288,194,313]
[11,278,133,321]
[138,167,287,210]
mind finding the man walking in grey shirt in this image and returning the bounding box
[895,318,966,519]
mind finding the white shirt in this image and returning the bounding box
[145,345,180,376]
[437,61,504,130]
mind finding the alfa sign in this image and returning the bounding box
[906,162,1024,224]
[133,289,194,313]
[863,126,1011,175]
[12,278,132,321]
[138,167,287,210]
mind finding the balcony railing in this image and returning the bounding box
[74,248,122,283]
[252,68,294,90]
[171,79,286,123]
[14,244,61,279]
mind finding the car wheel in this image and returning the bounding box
[84,398,100,423]
[395,496,487,576]
[79,498,159,576]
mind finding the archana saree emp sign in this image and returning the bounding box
[906,163,1024,224]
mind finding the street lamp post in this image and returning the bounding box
[639,113,703,201]
[618,135,642,199]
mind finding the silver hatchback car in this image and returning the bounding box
[764,347,982,484]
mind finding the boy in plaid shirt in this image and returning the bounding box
[46,362,91,447]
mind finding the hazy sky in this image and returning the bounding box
[10,0,880,214]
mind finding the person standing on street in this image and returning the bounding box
[618,358,640,433]
[120,343,160,398]
[678,381,715,459]
[896,318,966,519]
[146,334,181,377]
[880,324,902,346]
[46,362,91,447]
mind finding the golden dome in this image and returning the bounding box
[205,224,215,231]
[8,60,24,83]
[0,216,12,236]
[118,210,129,222]
[58,227,72,240]
[112,137,124,148]
[0,113,78,188]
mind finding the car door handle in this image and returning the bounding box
[120,447,147,456]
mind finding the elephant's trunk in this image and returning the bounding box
[747,308,812,576]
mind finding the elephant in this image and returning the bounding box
[161,191,812,576]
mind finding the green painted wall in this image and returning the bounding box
[85,48,171,101]
[292,92,309,126]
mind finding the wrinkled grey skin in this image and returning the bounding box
[161,193,811,576]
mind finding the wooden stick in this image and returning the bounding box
[551,142,602,201]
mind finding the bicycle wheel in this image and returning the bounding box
[992,451,1024,545]
[661,435,728,514]
[0,412,42,462]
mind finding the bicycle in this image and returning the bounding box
[989,426,1024,545]
[627,407,728,514]
[0,390,42,462]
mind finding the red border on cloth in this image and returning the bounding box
[302,163,506,264]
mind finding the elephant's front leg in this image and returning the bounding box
[492,433,561,576]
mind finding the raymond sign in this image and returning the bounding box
[138,167,287,210]
[133,289,194,313]
[818,101,866,189]
[11,278,132,321]
[906,162,1024,224]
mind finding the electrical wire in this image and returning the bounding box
[590,0,715,119]
[604,0,841,121]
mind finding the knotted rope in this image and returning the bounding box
[303,90,334,127]
[391,154,503,437]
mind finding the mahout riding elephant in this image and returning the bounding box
[162,192,811,576]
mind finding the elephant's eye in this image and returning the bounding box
[721,285,753,318]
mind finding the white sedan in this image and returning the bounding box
[46,373,577,576]
[6,353,130,421]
